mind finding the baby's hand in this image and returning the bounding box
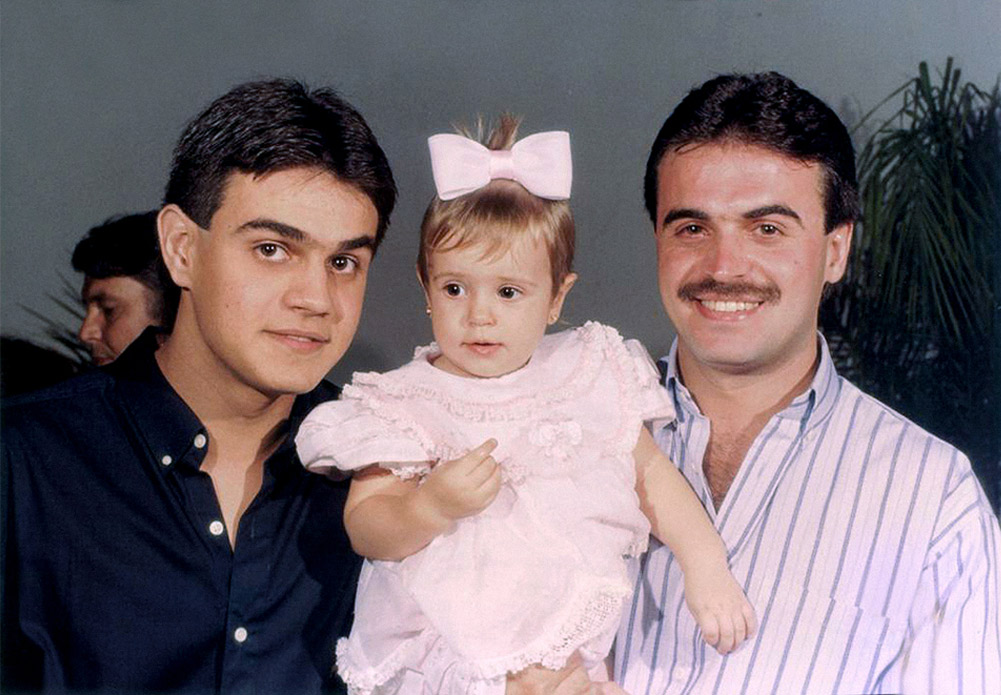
[683,562,757,654]
[419,439,501,523]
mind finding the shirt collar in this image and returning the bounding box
[658,332,841,433]
[108,328,339,478]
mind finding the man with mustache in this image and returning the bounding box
[615,72,1001,694]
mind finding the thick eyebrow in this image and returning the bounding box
[743,205,802,224]
[237,217,376,252]
[661,208,709,227]
[238,218,307,241]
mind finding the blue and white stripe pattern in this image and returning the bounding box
[616,336,1001,694]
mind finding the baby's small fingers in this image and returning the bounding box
[742,602,758,639]
[732,611,747,647]
[699,612,721,647]
[471,438,498,460]
[480,465,503,499]
[463,463,501,509]
[715,614,736,654]
[468,455,499,485]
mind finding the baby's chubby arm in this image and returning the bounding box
[633,428,757,653]
[344,439,502,561]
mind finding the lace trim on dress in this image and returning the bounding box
[341,383,434,480]
[355,325,616,424]
[336,581,631,692]
[336,634,429,695]
[593,324,654,458]
[478,582,631,677]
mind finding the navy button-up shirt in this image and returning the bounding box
[2,331,362,694]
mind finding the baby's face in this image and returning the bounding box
[423,237,572,379]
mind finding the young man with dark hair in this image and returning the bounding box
[2,78,396,694]
[73,210,180,364]
[616,72,1000,694]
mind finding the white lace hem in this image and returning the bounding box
[336,581,630,693]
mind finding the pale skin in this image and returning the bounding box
[157,168,380,547]
[344,238,756,694]
[653,143,853,508]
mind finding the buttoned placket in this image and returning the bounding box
[663,374,822,553]
[158,428,262,689]
[219,446,289,693]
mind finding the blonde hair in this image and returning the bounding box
[417,115,575,295]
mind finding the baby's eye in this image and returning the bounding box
[443,283,464,297]
[256,243,289,261]
[330,255,359,274]
[498,286,521,300]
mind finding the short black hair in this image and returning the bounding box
[164,78,396,246]
[72,211,180,330]
[645,72,860,232]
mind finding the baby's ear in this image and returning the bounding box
[415,264,430,295]
[548,272,578,324]
[415,264,433,314]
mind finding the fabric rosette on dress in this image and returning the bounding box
[296,322,676,695]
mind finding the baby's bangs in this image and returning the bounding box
[429,214,548,265]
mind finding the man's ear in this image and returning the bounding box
[547,272,578,325]
[158,205,201,290]
[823,222,853,284]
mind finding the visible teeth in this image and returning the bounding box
[701,300,758,312]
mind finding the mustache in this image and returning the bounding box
[677,278,781,303]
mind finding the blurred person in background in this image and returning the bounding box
[72,210,179,364]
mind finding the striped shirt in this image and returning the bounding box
[615,336,1001,695]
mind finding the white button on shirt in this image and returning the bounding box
[193,433,207,449]
[160,455,172,466]
[208,520,225,537]
[233,627,248,643]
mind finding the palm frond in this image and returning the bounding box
[821,59,1001,509]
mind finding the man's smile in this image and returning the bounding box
[677,277,780,320]
[698,299,762,313]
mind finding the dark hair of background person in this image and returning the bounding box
[164,78,397,247]
[71,210,181,331]
[644,71,861,233]
[0,337,81,398]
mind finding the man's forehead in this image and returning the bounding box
[212,168,377,237]
[659,140,820,173]
[656,142,825,211]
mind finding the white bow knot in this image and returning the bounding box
[427,131,572,201]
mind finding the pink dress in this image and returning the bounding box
[296,322,676,695]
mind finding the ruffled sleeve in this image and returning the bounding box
[622,338,676,425]
[295,386,433,480]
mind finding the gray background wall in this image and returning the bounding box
[2,0,999,384]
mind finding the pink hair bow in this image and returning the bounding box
[427,131,572,201]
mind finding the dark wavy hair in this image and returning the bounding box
[644,72,859,233]
[164,78,396,247]
[72,211,180,330]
